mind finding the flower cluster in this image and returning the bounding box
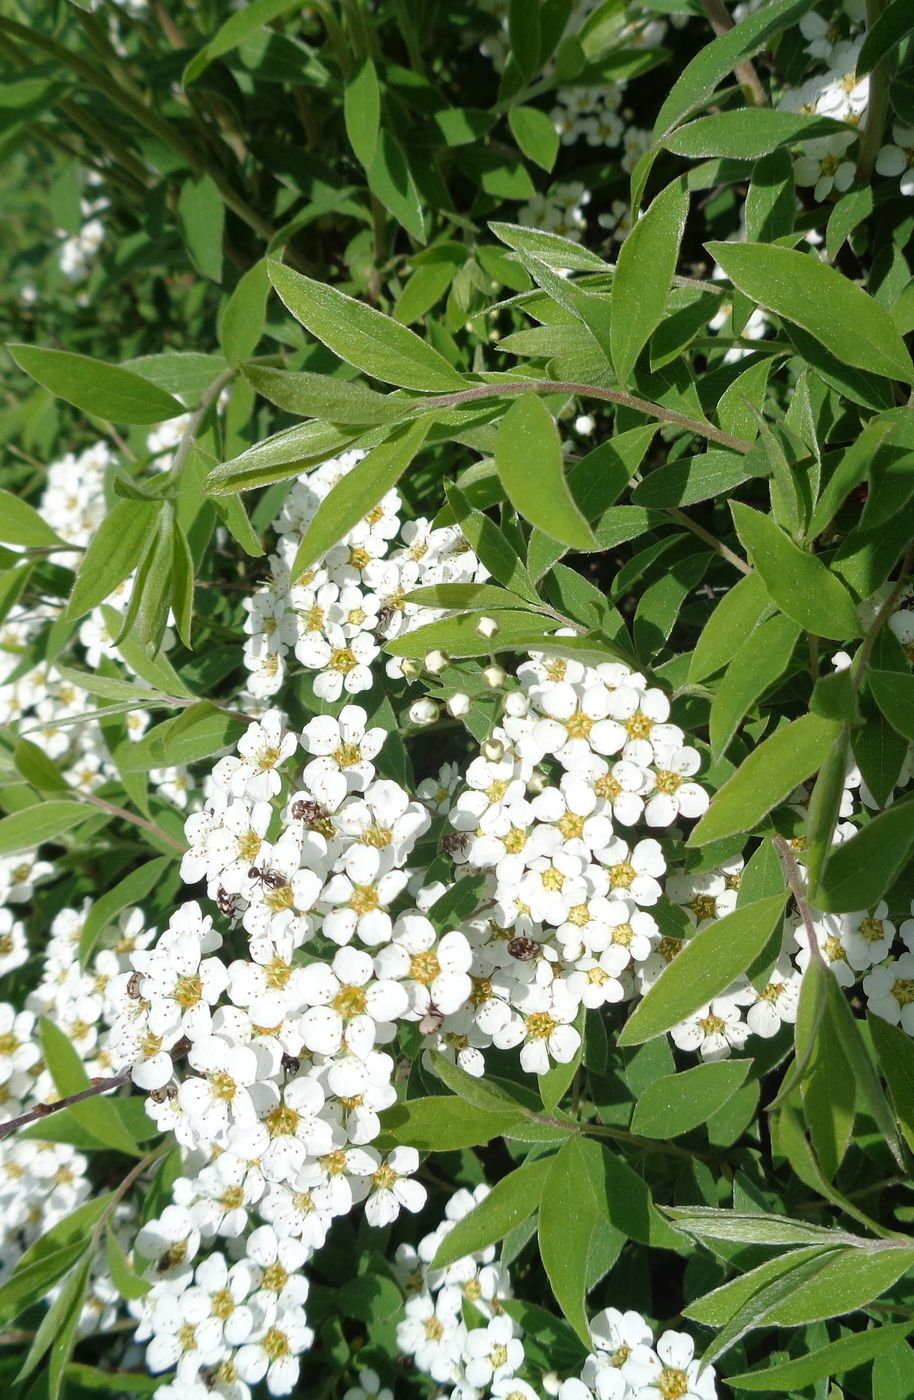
[398,1184,718,1400]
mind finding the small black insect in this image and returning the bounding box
[418,1003,444,1036]
[442,831,470,857]
[247,865,288,892]
[281,1052,301,1075]
[291,799,331,825]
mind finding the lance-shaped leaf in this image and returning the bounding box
[708,241,914,385]
[495,396,597,550]
[9,344,184,423]
[731,502,861,640]
[268,262,464,391]
[610,176,689,387]
[291,417,432,577]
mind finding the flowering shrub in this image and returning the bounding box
[3,0,914,1397]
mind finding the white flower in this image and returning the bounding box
[840,903,896,970]
[671,990,751,1060]
[344,1368,393,1400]
[642,745,708,827]
[300,705,386,809]
[876,126,914,196]
[230,1076,335,1182]
[299,946,409,1057]
[794,132,856,202]
[864,953,914,1033]
[374,919,473,1019]
[320,846,409,946]
[179,1037,264,1140]
[231,711,297,802]
[462,1314,524,1388]
[624,1329,716,1400]
[599,837,666,906]
[744,957,801,1038]
[235,1306,313,1395]
[355,1145,426,1226]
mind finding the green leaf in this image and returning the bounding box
[0,489,66,548]
[119,503,175,657]
[509,0,540,79]
[869,670,914,742]
[727,1322,914,1391]
[538,1137,611,1346]
[100,605,193,697]
[9,345,184,423]
[183,0,300,82]
[380,1097,525,1150]
[822,966,905,1169]
[40,1018,141,1157]
[171,518,194,649]
[508,105,559,171]
[632,449,758,508]
[0,800,95,856]
[707,241,914,385]
[709,613,801,757]
[0,1242,89,1327]
[432,1158,550,1269]
[243,365,404,424]
[78,856,171,970]
[489,221,610,272]
[291,417,432,577]
[803,724,851,891]
[105,1224,150,1300]
[667,1207,852,1247]
[495,397,597,550]
[385,609,551,660]
[801,980,856,1180]
[685,1246,838,1326]
[618,894,788,1045]
[689,570,770,682]
[665,110,851,160]
[539,1006,584,1112]
[631,1061,750,1138]
[858,0,914,74]
[869,1013,914,1154]
[691,713,840,846]
[654,0,818,136]
[367,130,426,244]
[446,483,540,601]
[178,174,224,283]
[764,1247,914,1326]
[267,262,463,390]
[17,1253,93,1397]
[67,499,162,622]
[874,1338,914,1400]
[220,259,270,365]
[610,176,689,387]
[14,738,68,793]
[119,702,246,773]
[403,582,541,613]
[731,502,861,640]
[814,792,914,911]
[65,1366,159,1395]
[344,58,380,169]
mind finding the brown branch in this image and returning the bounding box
[699,0,768,107]
[418,380,753,454]
[77,792,187,854]
[0,1072,133,1142]
[775,834,823,961]
[667,507,752,574]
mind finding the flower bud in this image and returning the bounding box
[476,615,499,639]
[408,697,439,726]
[482,738,504,762]
[527,767,549,795]
[446,692,471,718]
[482,664,506,689]
[424,649,449,675]
[401,658,422,681]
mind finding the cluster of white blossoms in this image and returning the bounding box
[397,1184,717,1400]
[239,450,487,702]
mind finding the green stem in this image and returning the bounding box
[167,366,238,482]
[857,0,890,182]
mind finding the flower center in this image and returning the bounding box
[220,1186,245,1209]
[350,884,380,914]
[486,778,510,802]
[348,546,371,571]
[659,1367,689,1400]
[330,647,357,673]
[558,812,585,839]
[237,830,263,862]
[333,741,362,768]
[363,821,393,849]
[211,1288,236,1320]
[258,745,281,770]
[174,974,202,1008]
[409,951,441,985]
[526,1011,556,1040]
[699,1013,725,1037]
[265,957,292,989]
[262,1327,290,1360]
[894,978,914,1007]
[542,864,565,891]
[760,980,783,1003]
[261,1261,289,1292]
[490,1344,509,1367]
[823,935,847,963]
[859,917,885,943]
[654,769,682,794]
[565,710,593,739]
[612,922,634,947]
[333,983,368,1017]
[690,894,717,922]
[266,1105,300,1137]
[609,861,636,889]
[625,711,652,740]
[0,1033,18,1055]
[504,826,527,853]
[209,1071,238,1101]
[372,1163,397,1190]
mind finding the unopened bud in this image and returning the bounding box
[482,738,504,762]
[483,664,506,689]
[477,615,499,639]
[408,698,439,726]
[401,658,422,682]
[424,649,449,675]
[446,691,471,718]
[527,767,549,795]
